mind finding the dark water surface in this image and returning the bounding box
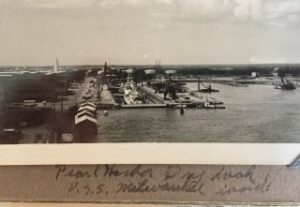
[97,83,300,143]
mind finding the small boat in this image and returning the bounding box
[202,96,225,109]
[199,88,219,93]
[275,77,296,90]
[229,82,248,87]
[199,84,219,93]
[202,102,225,109]
[197,82,220,92]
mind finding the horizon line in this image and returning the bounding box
[1,62,300,67]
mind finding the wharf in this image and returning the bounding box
[121,103,225,109]
[99,85,119,109]
[120,104,167,109]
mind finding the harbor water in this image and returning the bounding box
[97,83,300,143]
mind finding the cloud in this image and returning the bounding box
[17,0,300,27]
[148,21,166,30]
[262,0,300,26]
[250,56,287,64]
[233,0,300,26]
[125,0,143,6]
[21,0,145,10]
[170,0,300,27]
[265,0,300,15]
[146,0,233,24]
[234,0,262,21]
[156,0,174,5]
[98,0,148,10]
[176,0,234,20]
[98,0,120,10]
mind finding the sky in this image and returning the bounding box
[0,0,300,65]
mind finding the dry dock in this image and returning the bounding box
[95,79,225,109]
[137,85,176,104]
[99,84,119,109]
[137,85,224,107]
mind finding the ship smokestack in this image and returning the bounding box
[54,58,59,73]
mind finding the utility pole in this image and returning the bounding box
[61,95,64,113]
[52,101,56,143]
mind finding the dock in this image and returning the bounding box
[120,104,167,109]
[120,103,225,109]
[137,85,176,104]
[99,84,119,109]
[136,85,224,107]
[96,78,225,110]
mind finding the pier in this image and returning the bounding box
[99,84,119,109]
[120,104,167,109]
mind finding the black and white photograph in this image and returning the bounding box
[0,0,300,145]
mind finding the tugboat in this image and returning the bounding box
[199,84,220,93]
[273,67,296,90]
[197,78,219,93]
[202,96,226,109]
[275,77,296,90]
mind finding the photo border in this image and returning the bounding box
[0,143,299,165]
